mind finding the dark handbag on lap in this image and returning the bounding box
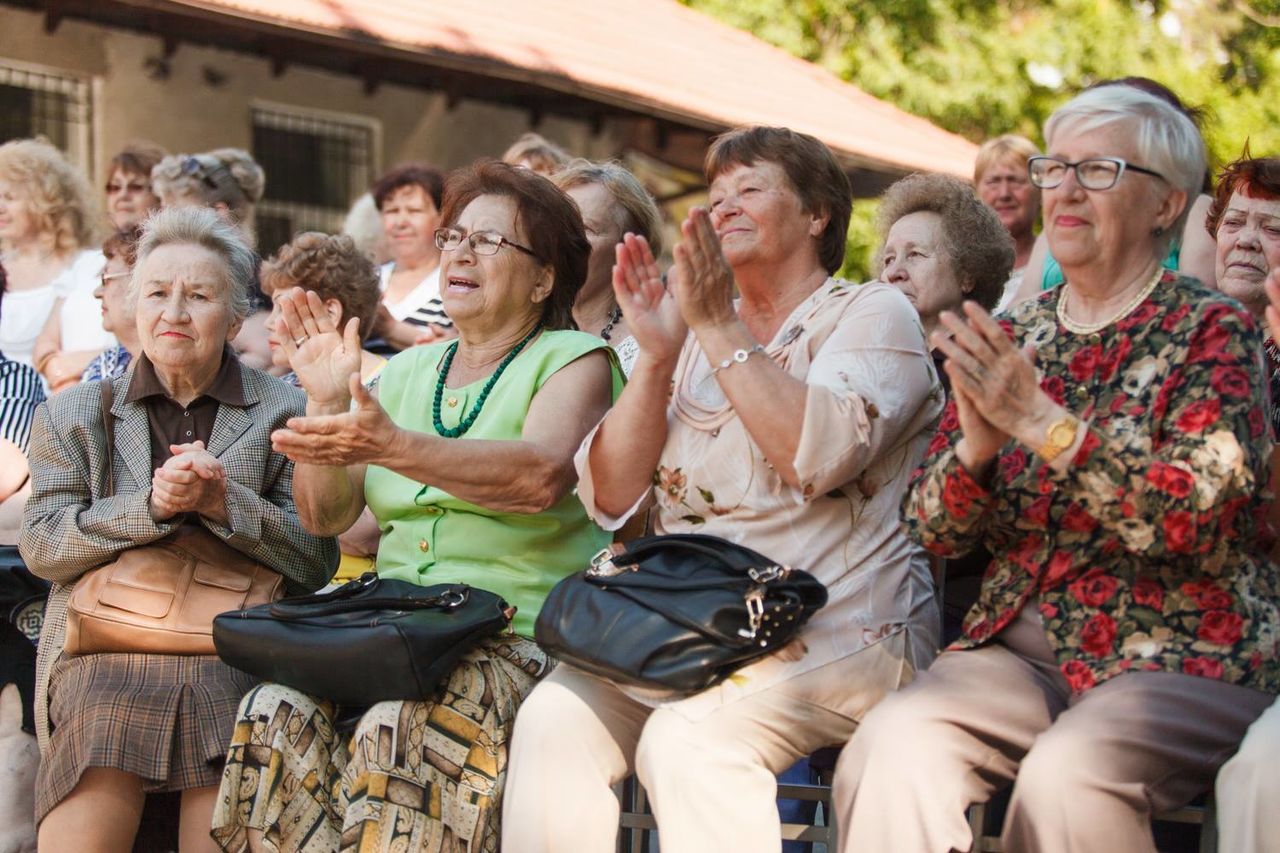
[213,573,515,704]
[534,533,827,694]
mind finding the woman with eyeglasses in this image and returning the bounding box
[80,226,143,383]
[834,85,1280,853]
[212,161,622,853]
[0,139,112,387]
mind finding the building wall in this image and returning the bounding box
[0,6,624,186]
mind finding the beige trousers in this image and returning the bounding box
[1216,694,1280,853]
[833,643,1273,853]
[501,637,911,853]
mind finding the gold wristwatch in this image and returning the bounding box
[1037,415,1080,463]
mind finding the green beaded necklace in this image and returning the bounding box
[432,323,542,438]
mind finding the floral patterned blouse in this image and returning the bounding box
[905,272,1280,695]
[578,280,944,710]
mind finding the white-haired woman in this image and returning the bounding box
[20,206,336,852]
[553,159,665,375]
[835,86,1280,853]
[151,149,266,245]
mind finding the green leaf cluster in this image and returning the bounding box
[684,0,1280,280]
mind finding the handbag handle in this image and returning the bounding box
[266,576,471,620]
[615,536,776,577]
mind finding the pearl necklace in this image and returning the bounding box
[1056,267,1163,335]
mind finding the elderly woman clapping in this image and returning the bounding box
[20,206,336,852]
[836,85,1280,853]
[212,161,622,852]
[502,126,943,853]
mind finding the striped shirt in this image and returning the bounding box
[0,357,46,451]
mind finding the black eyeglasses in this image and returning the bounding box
[434,227,537,258]
[1028,156,1166,191]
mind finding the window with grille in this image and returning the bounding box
[252,105,377,255]
[0,62,92,168]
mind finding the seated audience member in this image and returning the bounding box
[365,162,454,353]
[834,86,1279,853]
[973,135,1040,311]
[21,206,336,852]
[151,148,266,246]
[1014,76,1217,304]
[230,293,283,377]
[212,161,621,852]
[1211,155,1280,853]
[877,172,1014,643]
[0,139,108,377]
[103,142,165,232]
[82,226,143,383]
[342,191,390,265]
[260,231,386,582]
[553,159,665,375]
[503,131,571,176]
[501,126,942,853]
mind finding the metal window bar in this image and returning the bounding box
[251,107,374,254]
[0,63,91,166]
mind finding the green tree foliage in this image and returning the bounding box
[684,0,1280,279]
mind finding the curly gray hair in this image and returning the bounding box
[132,205,255,320]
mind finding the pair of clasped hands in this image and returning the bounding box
[150,440,226,522]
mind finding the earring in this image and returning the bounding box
[1152,225,1165,238]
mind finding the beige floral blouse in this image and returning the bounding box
[576,280,945,711]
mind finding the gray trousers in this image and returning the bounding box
[834,641,1273,853]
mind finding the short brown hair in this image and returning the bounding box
[503,133,571,176]
[876,173,1014,312]
[102,224,143,268]
[260,232,381,343]
[705,126,852,274]
[441,160,589,331]
[108,141,167,182]
[372,162,444,211]
[1207,151,1280,238]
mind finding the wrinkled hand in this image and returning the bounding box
[277,287,362,408]
[1265,268,1280,344]
[933,302,1060,464]
[670,207,737,331]
[271,374,400,467]
[612,233,687,364]
[150,440,227,520]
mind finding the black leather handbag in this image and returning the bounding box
[534,533,827,694]
[213,573,515,705]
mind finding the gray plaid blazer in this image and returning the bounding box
[20,363,338,752]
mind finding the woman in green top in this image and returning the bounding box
[212,161,621,853]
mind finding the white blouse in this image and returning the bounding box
[575,280,944,716]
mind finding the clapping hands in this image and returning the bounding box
[276,287,362,410]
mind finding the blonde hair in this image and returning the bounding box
[974,134,1040,183]
[0,138,96,254]
[553,159,665,256]
[502,133,570,176]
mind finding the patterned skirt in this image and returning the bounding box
[211,635,550,853]
[36,651,257,822]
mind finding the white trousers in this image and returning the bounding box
[501,635,912,853]
[1217,694,1280,853]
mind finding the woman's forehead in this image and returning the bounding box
[458,194,522,234]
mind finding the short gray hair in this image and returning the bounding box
[1044,86,1205,243]
[553,159,665,256]
[133,206,255,320]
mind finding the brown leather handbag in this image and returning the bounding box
[62,382,284,656]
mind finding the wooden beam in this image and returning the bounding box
[42,0,63,33]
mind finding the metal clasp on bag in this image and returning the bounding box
[747,564,789,584]
[739,588,766,640]
[438,588,468,611]
[586,545,633,578]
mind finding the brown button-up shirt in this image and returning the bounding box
[124,349,247,470]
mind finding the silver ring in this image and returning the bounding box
[293,336,308,347]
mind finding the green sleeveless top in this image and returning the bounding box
[366,329,623,637]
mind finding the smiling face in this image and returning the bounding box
[566,182,625,302]
[106,167,161,230]
[134,242,241,376]
[881,210,967,331]
[1041,122,1184,278]
[0,180,38,247]
[977,158,1040,238]
[1214,190,1280,316]
[380,184,441,265]
[707,161,824,272]
[439,194,552,333]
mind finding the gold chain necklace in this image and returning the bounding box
[1057,267,1163,335]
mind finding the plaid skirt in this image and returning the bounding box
[36,651,257,822]
[211,634,550,853]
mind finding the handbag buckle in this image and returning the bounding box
[439,588,469,610]
[738,588,766,640]
[747,565,787,584]
[587,546,632,578]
